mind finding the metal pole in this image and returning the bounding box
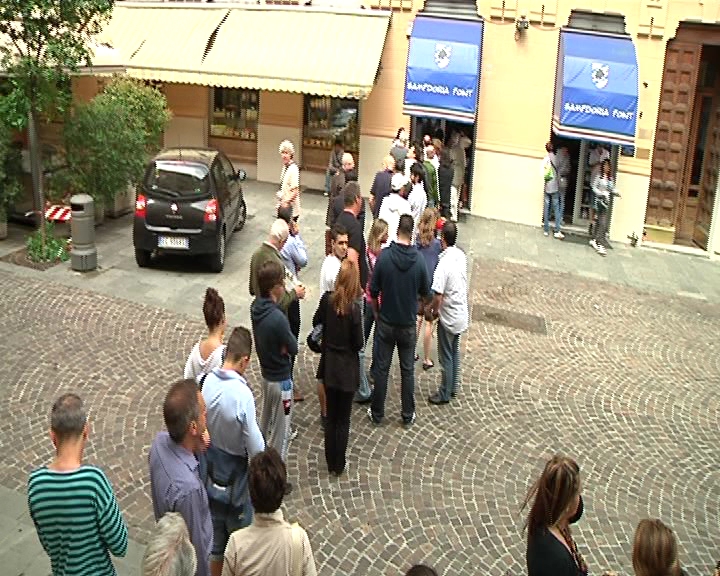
[27,109,45,242]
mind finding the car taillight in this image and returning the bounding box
[204,199,218,223]
[135,194,147,218]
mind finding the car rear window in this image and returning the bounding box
[146,162,210,197]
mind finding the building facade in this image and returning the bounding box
[76,0,720,254]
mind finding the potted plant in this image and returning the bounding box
[60,77,170,222]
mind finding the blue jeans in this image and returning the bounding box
[356,299,372,402]
[370,318,417,422]
[437,322,461,401]
[543,192,562,234]
[325,170,333,194]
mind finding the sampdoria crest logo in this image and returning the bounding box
[591,63,609,89]
[434,43,452,69]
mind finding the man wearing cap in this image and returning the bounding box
[378,173,412,248]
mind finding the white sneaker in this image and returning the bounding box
[596,244,607,256]
[289,428,299,441]
[589,239,598,250]
[543,231,549,237]
[553,231,565,240]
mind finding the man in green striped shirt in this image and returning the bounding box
[28,393,128,575]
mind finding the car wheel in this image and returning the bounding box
[135,248,151,268]
[209,229,225,273]
[234,200,247,232]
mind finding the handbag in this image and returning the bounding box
[306,323,323,354]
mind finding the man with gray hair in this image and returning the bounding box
[278,140,301,221]
[142,512,197,576]
[28,393,128,575]
[249,219,306,313]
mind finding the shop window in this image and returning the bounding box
[303,96,359,158]
[210,88,259,141]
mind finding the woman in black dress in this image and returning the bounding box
[313,259,363,476]
[523,455,587,576]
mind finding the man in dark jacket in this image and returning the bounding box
[368,214,431,426]
[250,260,298,493]
[369,155,395,219]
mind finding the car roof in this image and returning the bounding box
[153,148,218,167]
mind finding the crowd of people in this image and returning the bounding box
[24,134,710,576]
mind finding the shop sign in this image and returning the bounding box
[403,16,483,122]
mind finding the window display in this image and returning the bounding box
[210,88,259,141]
[303,96,359,153]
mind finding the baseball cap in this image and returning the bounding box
[391,173,409,191]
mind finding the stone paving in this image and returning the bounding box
[1,243,719,575]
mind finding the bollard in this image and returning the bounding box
[70,194,98,272]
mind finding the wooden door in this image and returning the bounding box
[693,101,720,249]
[646,41,701,228]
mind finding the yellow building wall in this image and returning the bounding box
[163,84,209,151]
[257,91,303,184]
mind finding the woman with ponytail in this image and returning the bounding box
[184,287,227,383]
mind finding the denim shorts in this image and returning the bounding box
[209,499,252,560]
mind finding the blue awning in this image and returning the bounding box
[553,29,639,146]
[403,15,483,124]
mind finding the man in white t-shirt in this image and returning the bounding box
[378,173,412,248]
[278,140,301,220]
[428,221,468,405]
[319,223,348,293]
[407,162,427,242]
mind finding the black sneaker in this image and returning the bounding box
[366,407,381,425]
[402,412,417,427]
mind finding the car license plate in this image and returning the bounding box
[158,235,189,250]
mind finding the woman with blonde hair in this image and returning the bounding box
[312,259,363,475]
[632,519,684,576]
[523,455,587,576]
[415,208,442,370]
[358,218,389,401]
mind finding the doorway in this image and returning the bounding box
[410,116,476,210]
[645,26,720,250]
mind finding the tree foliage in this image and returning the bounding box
[56,77,171,205]
[0,0,114,128]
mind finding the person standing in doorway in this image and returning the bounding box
[391,127,409,169]
[437,149,454,221]
[250,261,298,492]
[423,145,439,208]
[555,146,571,225]
[590,159,619,257]
[428,221,469,405]
[542,141,565,240]
[368,214,431,426]
[29,393,128,576]
[408,162,428,243]
[325,137,343,197]
[277,140,300,221]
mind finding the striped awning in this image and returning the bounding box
[98,3,391,99]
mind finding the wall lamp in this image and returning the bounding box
[514,15,529,41]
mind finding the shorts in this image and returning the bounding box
[209,499,253,561]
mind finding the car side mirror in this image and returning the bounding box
[237,169,247,181]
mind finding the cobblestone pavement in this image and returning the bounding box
[1,251,719,576]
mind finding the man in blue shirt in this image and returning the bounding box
[200,327,265,576]
[149,379,213,576]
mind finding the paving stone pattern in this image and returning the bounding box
[0,257,719,576]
